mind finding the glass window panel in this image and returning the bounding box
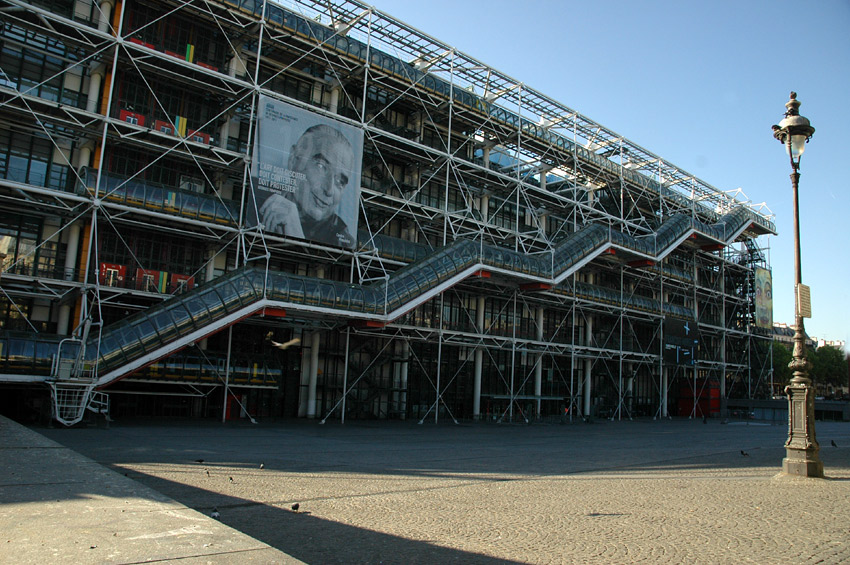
[167,303,195,335]
[196,288,225,318]
[150,310,178,342]
[184,295,211,324]
[99,334,126,367]
[134,318,161,349]
[215,281,243,311]
[181,194,200,219]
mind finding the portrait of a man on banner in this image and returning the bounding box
[249,96,363,249]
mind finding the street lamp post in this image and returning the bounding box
[771,92,823,478]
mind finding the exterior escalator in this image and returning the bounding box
[6,205,764,392]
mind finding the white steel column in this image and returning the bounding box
[720,337,726,413]
[662,366,669,418]
[328,82,341,114]
[306,266,325,418]
[473,295,485,419]
[399,340,409,419]
[96,0,114,33]
[306,330,320,418]
[582,273,594,417]
[720,264,727,417]
[56,221,81,334]
[534,306,544,417]
[74,142,93,170]
[583,315,592,418]
[85,66,104,114]
[221,326,233,423]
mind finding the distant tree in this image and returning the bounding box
[810,345,849,390]
[770,342,792,386]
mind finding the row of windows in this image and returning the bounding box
[1,23,86,107]
[124,2,227,69]
[104,146,214,195]
[0,129,71,191]
[397,291,661,347]
[116,73,220,137]
[98,225,207,283]
[0,299,53,334]
[0,215,64,279]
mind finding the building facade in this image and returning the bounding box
[0,0,775,425]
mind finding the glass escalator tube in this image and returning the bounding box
[486,246,505,271]
[229,268,264,304]
[184,293,213,329]
[456,240,478,268]
[214,279,245,313]
[288,277,306,306]
[147,308,180,350]
[197,286,229,320]
[343,285,362,313]
[219,200,239,226]
[360,284,377,314]
[6,338,34,374]
[431,250,454,283]
[180,193,201,221]
[392,268,419,310]
[266,271,289,303]
[130,317,163,354]
[139,183,162,213]
[112,323,145,365]
[167,301,198,339]
[331,282,349,311]
[316,280,339,309]
[411,261,435,297]
[97,333,127,372]
[34,340,58,376]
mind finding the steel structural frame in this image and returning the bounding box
[0,0,773,420]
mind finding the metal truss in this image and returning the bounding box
[0,0,775,422]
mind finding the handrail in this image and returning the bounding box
[85,206,757,381]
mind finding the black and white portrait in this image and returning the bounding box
[249,96,363,249]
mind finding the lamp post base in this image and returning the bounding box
[782,454,823,477]
[782,382,824,478]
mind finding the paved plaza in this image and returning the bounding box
[3,415,850,564]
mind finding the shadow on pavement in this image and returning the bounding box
[110,468,521,565]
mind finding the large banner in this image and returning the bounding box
[754,267,773,329]
[248,96,363,249]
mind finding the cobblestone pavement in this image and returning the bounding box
[41,418,850,564]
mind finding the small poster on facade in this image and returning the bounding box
[248,95,363,249]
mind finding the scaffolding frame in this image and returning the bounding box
[0,0,775,423]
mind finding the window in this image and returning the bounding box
[0,215,40,276]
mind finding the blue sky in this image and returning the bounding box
[367,0,850,346]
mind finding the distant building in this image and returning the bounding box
[814,338,846,352]
[773,323,815,349]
